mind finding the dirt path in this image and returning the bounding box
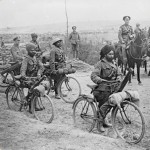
[0,69,149,150]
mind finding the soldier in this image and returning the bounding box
[0,37,5,48]
[69,26,80,60]
[20,43,44,78]
[30,33,41,52]
[91,45,121,132]
[0,37,6,64]
[134,23,141,38]
[49,38,66,99]
[118,16,134,64]
[10,37,23,63]
[148,27,150,39]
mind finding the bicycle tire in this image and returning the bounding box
[6,85,24,111]
[112,101,145,144]
[73,96,97,132]
[58,76,81,103]
[32,94,54,123]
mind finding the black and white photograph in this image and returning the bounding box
[0,0,149,149]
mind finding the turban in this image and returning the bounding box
[100,45,114,59]
[26,43,36,52]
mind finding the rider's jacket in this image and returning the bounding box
[49,46,66,73]
[91,58,119,84]
[20,55,44,77]
[118,24,134,43]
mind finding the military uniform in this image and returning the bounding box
[10,45,23,62]
[134,27,141,38]
[91,58,120,119]
[20,55,44,77]
[148,27,150,39]
[118,24,134,63]
[118,24,134,44]
[49,46,66,95]
[30,40,41,52]
[69,31,80,59]
[49,46,66,73]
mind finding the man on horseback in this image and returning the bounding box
[118,16,134,64]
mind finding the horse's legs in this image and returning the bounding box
[137,62,142,84]
[144,60,147,73]
[132,62,135,76]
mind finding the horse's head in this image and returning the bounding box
[134,32,143,45]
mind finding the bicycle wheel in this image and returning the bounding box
[73,97,97,132]
[112,101,145,144]
[58,76,81,103]
[32,94,54,123]
[6,86,23,111]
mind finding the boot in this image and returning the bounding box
[103,118,112,127]
[55,94,61,99]
[97,111,105,132]
[97,121,105,132]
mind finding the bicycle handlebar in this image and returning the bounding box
[30,75,46,91]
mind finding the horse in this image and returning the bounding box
[113,42,129,76]
[127,31,148,84]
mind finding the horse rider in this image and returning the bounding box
[91,45,122,132]
[134,23,142,38]
[118,16,134,64]
[49,38,66,99]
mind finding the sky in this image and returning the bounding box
[0,0,149,28]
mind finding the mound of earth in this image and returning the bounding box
[67,59,94,72]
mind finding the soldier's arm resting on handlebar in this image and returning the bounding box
[91,63,107,84]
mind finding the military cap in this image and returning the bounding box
[52,38,62,45]
[26,43,36,52]
[72,26,76,29]
[31,33,38,38]
[13,36,20,41]
[123,16,131,21]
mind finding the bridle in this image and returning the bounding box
[128,34,148,61]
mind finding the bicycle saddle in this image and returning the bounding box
[87,84,97,90]
[14,75,22,79]
[43,63,50,69]
[9,62,17,65]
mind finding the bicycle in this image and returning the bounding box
[0,62,22,95]
[43,63,81,104]
[73,68,145,144]
[5,74,54,123]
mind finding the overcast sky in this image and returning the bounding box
[0,0,149,28]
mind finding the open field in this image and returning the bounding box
[0,65,150,150]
